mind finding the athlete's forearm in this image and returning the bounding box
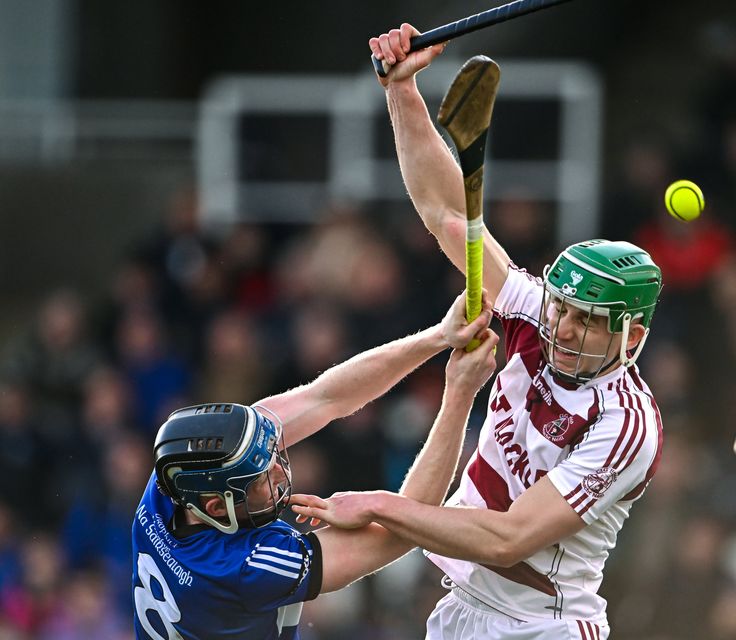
[399,384,475,506]
[367,493,516,566]
[387,80,466,233]
[386,81,511,302]
[260,325,447,447]
[366,476,585,568]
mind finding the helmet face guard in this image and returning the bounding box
[539,282,621,382]
[154,404,292,533]
[538,240,662,383]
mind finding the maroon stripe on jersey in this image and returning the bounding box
[576,620,588,639]
[573,379,642,517]
[603,380,633,468]
[577,494,597,517]
[586,621,598,639]
[467,453,513,512]
[480,560,556,596]
[611,378,644,470]
[620,481,647,501]
[566,484,599,518]
[570,490,590,512]
[621,390,648,470]
[526,380,601,449]
[620,371,664,501]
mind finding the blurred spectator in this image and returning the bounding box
[0,288,101,429]
[285,440,331,500]
[380,363,444,491]
[391,207,463,322]
[0,535,65,636]
[0,503,21,597]
[709,585,736,640]
[139,186,214,308]
[136,186,224,363]
[218,223,277,314]
[633,209,734,356]
[93,256,163,361]
[0,384,51,528]
[696,20,736,218]
[169,252,230,366]
[196,308,269,402]
[37,569,129,640]
[62,433,149,614]
[638,340,702,436]
[492,186,556,275]
[114,306,191,432]
[602,134,676,242]
[635,214,733,294]
[81,365,137,441]
[647,515,730,638]
[274,302,351,392]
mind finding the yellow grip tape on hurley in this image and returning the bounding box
[465,219,484,352]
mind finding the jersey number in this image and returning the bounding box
[134,552,185,640]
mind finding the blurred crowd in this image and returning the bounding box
[1,32,736,640]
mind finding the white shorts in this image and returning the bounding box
[425,585,610,640]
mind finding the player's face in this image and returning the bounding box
[245,461,289,512]
[545,296,620,377]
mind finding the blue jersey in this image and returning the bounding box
[132,472,322,640]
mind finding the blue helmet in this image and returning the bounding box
[154,403,292,533]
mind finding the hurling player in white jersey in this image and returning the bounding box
[289,24,664,640]
[133,291,499,640]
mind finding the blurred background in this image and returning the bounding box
[0,0,735,638]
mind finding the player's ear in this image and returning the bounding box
[626,323,646,350]
[203,496,227,518]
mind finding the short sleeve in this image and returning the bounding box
[494,263,543,319]
[241,526,323,612]
[493,264,545,361]
[547,400,661,525]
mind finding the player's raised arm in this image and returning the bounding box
[257,290,491,448]
[370,23,511,303]
[292,311,499,593]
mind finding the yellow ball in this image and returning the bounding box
[664,180,704,222]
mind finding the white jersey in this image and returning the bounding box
[427,265,663,626]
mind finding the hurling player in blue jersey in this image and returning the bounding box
[133,290,498,640]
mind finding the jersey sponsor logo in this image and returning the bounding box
[531,373,553,406]
[542,414,573,442]
[582,467,618,499]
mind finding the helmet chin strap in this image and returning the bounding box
[186,490,240,534]
[619,312,649,367]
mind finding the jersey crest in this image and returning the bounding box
[542,414,574,442]
[582,467,618,499]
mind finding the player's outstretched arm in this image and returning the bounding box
[370,23,511,303]
[294,475,584,583]
[294,323,497,593]
[258,290,491,448]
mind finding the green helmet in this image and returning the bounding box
[546,240,662,333]
[539,239,662,382]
